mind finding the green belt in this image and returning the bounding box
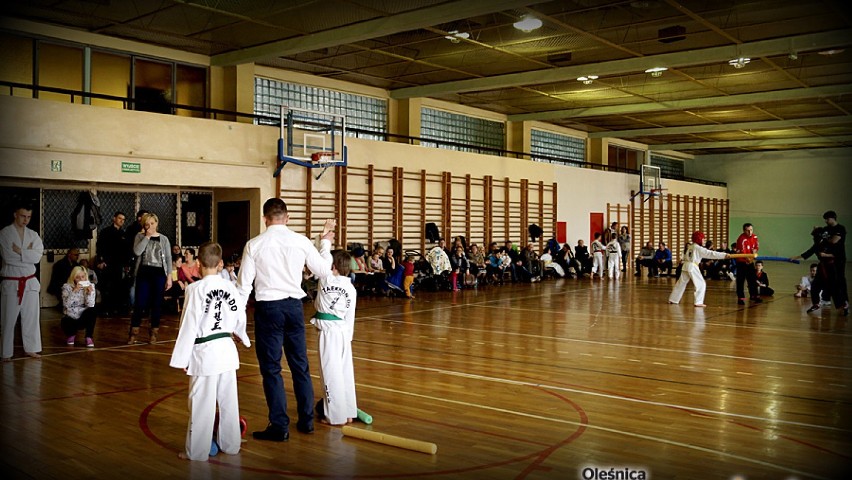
[314,312,342,321]
[194,332,232,344]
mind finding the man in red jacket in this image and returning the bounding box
[735,223,761,305]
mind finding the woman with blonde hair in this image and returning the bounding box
[61,265,98,347]
[129,213,173,344]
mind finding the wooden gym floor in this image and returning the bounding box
[1,261,849,479]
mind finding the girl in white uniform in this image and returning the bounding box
[170,242,250,461]
[668,231,730,307]
[312,250,359,426]
[605,232,622,279]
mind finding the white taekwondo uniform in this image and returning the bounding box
[170,275,250,461]
[311,273,358,425]
[1,223,44,359]
[669,243,728,305]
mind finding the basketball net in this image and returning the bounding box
[311,152,338,165]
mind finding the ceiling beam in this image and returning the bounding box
[649,135,852,150]
[390,29,852,99]
[588,116,852,139]
[507,84,852,122]
[210,0,551,66]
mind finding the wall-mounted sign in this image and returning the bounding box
[51,160,62,172]
[122,162,141,173]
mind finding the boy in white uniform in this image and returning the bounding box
[668,231,731,307]
[605,232,622,279]
[170,242,250,461]
[312,250,359,426]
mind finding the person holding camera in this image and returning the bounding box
[61,265,98,347]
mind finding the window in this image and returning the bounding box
[608,145,642,171]
[254,78,387,140]
[530,129,585,166]
[650,154,685,178]
[38,42,84,103]
[0,32,33,97]
[176,64,206,117]
[134,58,172,114]
[420,108,504,154]
[91,50,131,109]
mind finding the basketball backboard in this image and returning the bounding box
[275,106,348,177]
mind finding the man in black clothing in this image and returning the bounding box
[822,211,848,315]
[47,248,79,304]
[97,211,127,316]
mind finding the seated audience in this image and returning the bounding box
[180,248,202,283]
[575,239,591,276]
[634,241,655,277]
[754,260,775,297]
[650,241,673,277]
[795,263,818,298]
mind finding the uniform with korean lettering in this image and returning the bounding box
[311,250,359,425]
[170,271,250,461]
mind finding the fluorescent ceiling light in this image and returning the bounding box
[513,15,543,32]
[728,57,750,68]
[577,75,598,85]
[645,66,668,77]
[444,30,470,43]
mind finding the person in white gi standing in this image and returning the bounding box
[1,204,44,361]
[605,232,622,280]
[668,231,730,307]
[238,198,335,442]
[590,232,606,278]
[312,250,359,425]
[170,242,250,461]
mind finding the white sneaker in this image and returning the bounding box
[727,272,736,281]
[821,300,832,307]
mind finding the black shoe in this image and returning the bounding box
[315,400,326,422]
[751,297,763,303]
[252,424,289,442]
[296,422,314,434]
[737,299,745,306]
[807,305,820,313]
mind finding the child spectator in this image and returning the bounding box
[312,250,359,426]
[795,263,818,298]
[754,260,775,297]
[219,259,237,285]
[401,254,416,298]
[169,242,250,462]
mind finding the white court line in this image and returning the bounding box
[354,382,830,480]
[364,316,852,372]
[355,357,851,433]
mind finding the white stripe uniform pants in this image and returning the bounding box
[606,253,620,279]
[592,252,605,276]
[317,324,357,425]
[185,370,241,461]
[1,280,41,359]
[669,265,707,305]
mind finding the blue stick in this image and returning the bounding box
[757,256,800,264]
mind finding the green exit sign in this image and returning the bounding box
[50,160,62,172]
[121,162,141,173]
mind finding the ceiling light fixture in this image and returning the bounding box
[645,66,668,77]
[818,48,845,56]
[513,15,543,32]
[577,75,598,85]
[444,30,470,43]
[728,57,750,69]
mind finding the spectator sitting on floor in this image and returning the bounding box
[48,248,80,304]
[795,263,818,298]
[754,260,775,297]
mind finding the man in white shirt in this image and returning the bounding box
[1,204,45,361]
[238,198,334,441]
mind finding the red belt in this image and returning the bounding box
[2,274,36,305]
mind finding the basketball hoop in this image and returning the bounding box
[311,151,339,164]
